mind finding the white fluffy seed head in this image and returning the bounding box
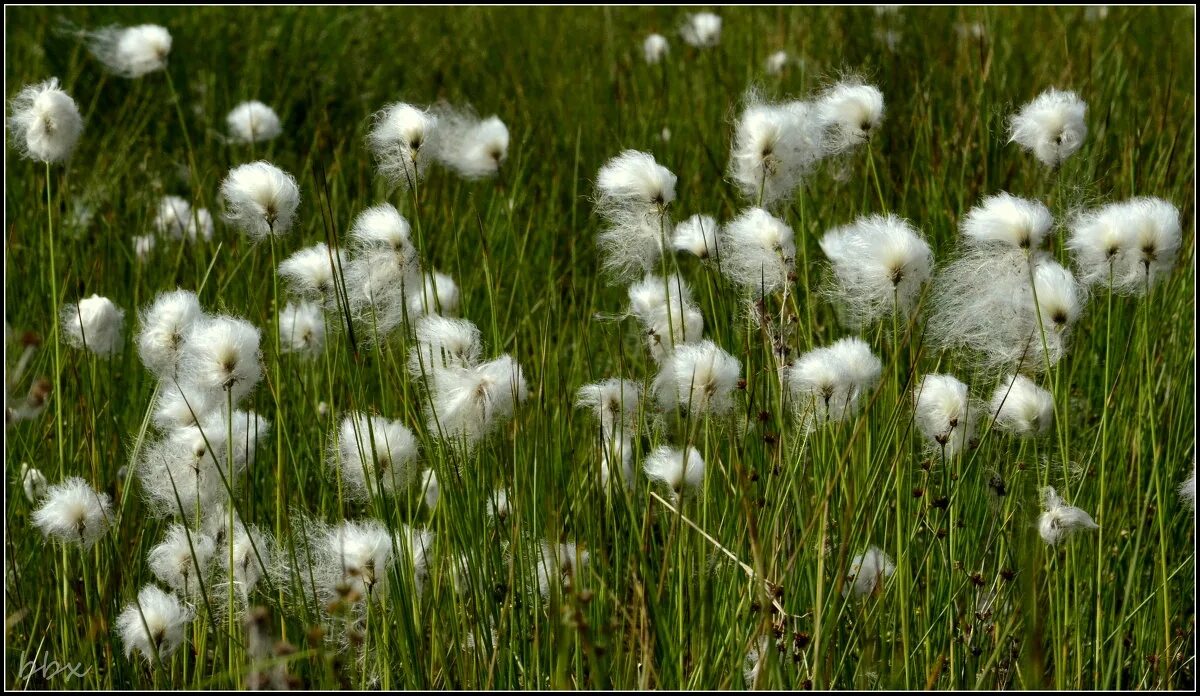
[88,25,172,78]
[536,541,589,597]
[409,315,482,375]
[278,243,347,300]
[278,301,325,358]
[844,546,895,597]
[990,374,1054,437]
[368,102,438,190]
[1038,486,1099,545]
[720,207,796,296]
[729,96,822,208]
[430,108,509,180]
[148,523,217,596]
[185,208,214,242]
[486,488,512,521]
[1179,462,1196,512]
[407,271,460,318]
[134,234,156,261]
[1121,197,1182,291]
[420,468,440,510]
[153,195,192,239]
[680,12,722,48]
[576,378,642,439]
[672,214,720,258]
[136,288,204,379]
[962,192,1054,251]
[596,150,677,216]
[816,80,885,156]
[1009,88,1087,168]
[820,213,933,324]
[178,315,263,403]
[652,340,741,416]
[1032,256,1084,332]
[628,275,704,361]
[219,161,300,239]
[62,294,125,357]
[644,446,705,501]
[333,412,420,501]
[226,101,282,144]
[599,434,635,489]
[349,203,415,255]
[643,33,669,64]
[426,354,528,447]
[913,373,978,456]
[765,50,789,75]
[7,78,83,163]
[116,584,193,662]
[783,337,881,429]
[21,464,49,503]
[218,521,273,607]
[32,477,113,548]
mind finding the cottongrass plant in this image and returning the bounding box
[7,77,83,163]
[84,24,173,78]
[226,100,282,144]
[1008,88,1087,168]
[61,294,125,357]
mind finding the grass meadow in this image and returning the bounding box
[4,5,1196,690]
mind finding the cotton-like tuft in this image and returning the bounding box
[576,378,642,440]
[643,34,669,64]
[62,294,125,357]
[594,150,677,279]
[153,195,192,239]
[913,373,979,457]
[87,25,172,78]
[21,464,48,503]
[136,288,204,379]
[599,434,635,489]
[407,271,460,318]
[1069,197,1182,294]
[844,546,895,597]
[219,161,300,240]
[652,340,741,416]
[178,315,263,403]
[331,412,420,501]
[32,476,113,548]
[226,101,282,144]
[720,207,795,296]
[426,354,528,447]
[1008,88,1087,168]
[989,374,1054,436]
[1038,486,1099,545]
[116,584,193,662]
[536,541,589,597]
[368,102,438,190]
[148,523,217,596]
[408,315,482,375]
[1179,462,1196,512]
[765,50,789,75]
[7,78,83,163]
[680,12,722,48]
[430,108,509,180]
[672,214,720,258]
[783,337,881,429]
[820,213,932,324]
[816,80,885,156]
[961,192,1054,251]
[729,96,822,208]
[278,302,325,358]
[643,446,705,501]
[278,243,347,301]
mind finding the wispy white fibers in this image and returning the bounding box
[1180,461,1196,511]
[226,101,282,144]
[989,374,1054,437]
[420,468,441,510]
[536,541,589,597]
[219,161,300,240]
[62,294,125,356]
[961,192,1054,251]
[913,373,979,457]
[652,340,741,416]
[348,202,416,256]
[594,150,677,279]
[278,243,348,303]
[178,315,263,403]
[765,50,789,75]
[148,523,216,596]
[134,234,156,261]
[680,12,722,48]
[844,546,895,597]
[672,214,720,258]
[1068,197,1182,294]
[187,208,214,242]
[331,412,420,501]
[720,207,795,296]
[729,93,822,208]
[929,194,1084,373]
[7,78,83,163]
[576,378,642,440]
[32,476,113,548]
[782,337,881,430]
[426,354,528,447]
[643,33,669,64]
[278,302,325,358]
[85,24,172,78]
[430,106,509,179]
[20,464,48,503]
[368,102,438,191]
[628,274,704,361]
[409,315,482,375]
[407,271,460,318]
[599,434,634,489]
[116,584,193,662]
[1008,88,1087,168]
[744,636,774,688]
[820,213,932,324]
[153,196,192,239]
[815,80,885,157]
[215,519,275,612]
[643,446,705,502]
[136,289,204,379]
[1038,486,1099,545]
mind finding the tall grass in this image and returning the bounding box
[4,6,1194,690]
